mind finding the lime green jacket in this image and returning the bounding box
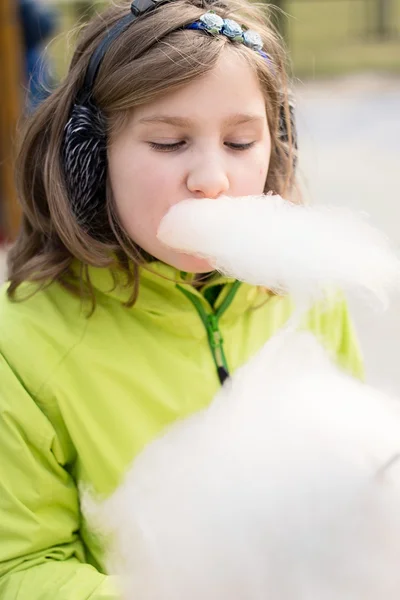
[0,262,363,599]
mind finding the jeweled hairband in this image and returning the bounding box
[184,11,272,62]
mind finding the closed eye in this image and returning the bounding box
[148,141,185,152]
[148,141,256,152]
[225,142,255,151]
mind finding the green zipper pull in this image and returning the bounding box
[207,315,224,366]
[176,282,242,385]
[207,315,229,384]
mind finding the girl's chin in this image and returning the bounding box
[169,252,214,274]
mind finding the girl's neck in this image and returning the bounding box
[191,272,216,288]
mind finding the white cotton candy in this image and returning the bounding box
[86,330,400,600]
[81,194,400,600]
[157,195,400,305]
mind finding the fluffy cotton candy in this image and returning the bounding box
[81,194,400,600]
[85,330,400,600]
[157,195,400,304]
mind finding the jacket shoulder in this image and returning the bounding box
[0,282,89,395]
[304,292,364,379]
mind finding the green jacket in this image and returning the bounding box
[0,262,363,599]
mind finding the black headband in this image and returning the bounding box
[78,0,171,103]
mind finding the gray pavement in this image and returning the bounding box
[296,74,400,394]
[1,74,399,392]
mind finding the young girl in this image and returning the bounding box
[0,0,363,598]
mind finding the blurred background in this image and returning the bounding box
[1,0,400,390]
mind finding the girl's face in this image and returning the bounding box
[108,50,271,273]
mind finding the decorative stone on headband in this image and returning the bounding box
[184,11,271,61]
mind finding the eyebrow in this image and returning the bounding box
[137,114,264,127]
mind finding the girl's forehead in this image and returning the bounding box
[131,51,266,124]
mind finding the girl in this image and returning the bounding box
[0,0,363,598]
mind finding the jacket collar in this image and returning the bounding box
[84,260,269,323]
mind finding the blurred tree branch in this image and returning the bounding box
[267,0,287,40]
[0,0,22,241]
[376,0,392,39]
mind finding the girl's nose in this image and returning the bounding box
[186,156,229,199]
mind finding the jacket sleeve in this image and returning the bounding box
[306,294,365,381]
[333,298,365,380]
[0,353,121,600]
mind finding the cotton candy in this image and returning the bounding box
[158,194,400,305]
[83,195,400,600]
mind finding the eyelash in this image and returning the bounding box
[148,141,255,152]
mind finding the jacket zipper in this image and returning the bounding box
[176,280,242,385]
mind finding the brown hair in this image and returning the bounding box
[7,0,296,307]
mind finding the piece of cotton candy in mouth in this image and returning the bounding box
[157,194,400,304]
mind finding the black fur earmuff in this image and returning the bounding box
[62,0,169,233]
[63,101,107,230]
